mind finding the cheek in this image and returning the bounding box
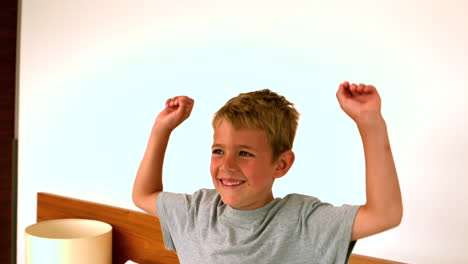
[240,162,258,180]
[245,161,274,182]
[210,158,218,176]
[210,164,218,186]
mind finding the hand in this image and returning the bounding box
[155,96,194,132]
[336,81,382,125]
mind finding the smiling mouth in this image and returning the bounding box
[219,179,246,187]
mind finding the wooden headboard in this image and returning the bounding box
[36,192,406,264]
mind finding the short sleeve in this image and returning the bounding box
[304,203,360,264]
[156,192,192,251]
[156,189,220,253]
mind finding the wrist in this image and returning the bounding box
[355,113,388,139]
[354,111,385,128]
[152,122,173,138]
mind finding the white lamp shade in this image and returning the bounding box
[25,219,112,264]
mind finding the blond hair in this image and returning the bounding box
[212,89,299,161]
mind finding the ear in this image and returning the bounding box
[273,150,295,179]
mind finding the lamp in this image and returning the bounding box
[25,218,112,264]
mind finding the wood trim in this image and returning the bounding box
[37,192,407,264]
[37,192,179,264]
[0,1,19,264]
[349,254,407,264]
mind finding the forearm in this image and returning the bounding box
[132,124,171,204]
[357,114,403,226]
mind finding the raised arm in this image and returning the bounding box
[132,96,194,217]
[336,81,403,241]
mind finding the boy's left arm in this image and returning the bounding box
[336,81,403,241]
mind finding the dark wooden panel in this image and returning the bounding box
[0,0,18,263]
[37,192,180,264]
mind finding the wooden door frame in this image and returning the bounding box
[0,1,19,263]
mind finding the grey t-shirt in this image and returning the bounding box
[157,189,359,264]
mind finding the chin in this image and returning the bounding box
[218,193,239,207]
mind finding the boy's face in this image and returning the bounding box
[211,119,281,210]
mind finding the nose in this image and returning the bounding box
[220,154,237,171]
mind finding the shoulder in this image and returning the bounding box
[283,193,321,202]
[190,188,221,205]
[192,188,220,199]
[159,188,222,211]
[158,188,220,206]
[267,193,324,219]
[157,189,222,220]
[280,193,323,209]
[279,193,358,219]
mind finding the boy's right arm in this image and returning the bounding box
[132,96,194,217]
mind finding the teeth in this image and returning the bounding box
[222,180,243,186]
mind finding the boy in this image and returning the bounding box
[132,81,403,264]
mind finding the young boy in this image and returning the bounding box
[132,81,403,264]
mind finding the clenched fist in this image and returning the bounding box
[155,96,194,132]
[336,81,382,125]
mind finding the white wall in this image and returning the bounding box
[18,0,468,263]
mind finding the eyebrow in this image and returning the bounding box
[211,144,255,150]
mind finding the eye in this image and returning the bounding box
[239,151,253,157]
[212,149,223,155]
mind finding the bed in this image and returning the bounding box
[35,192,406,264]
